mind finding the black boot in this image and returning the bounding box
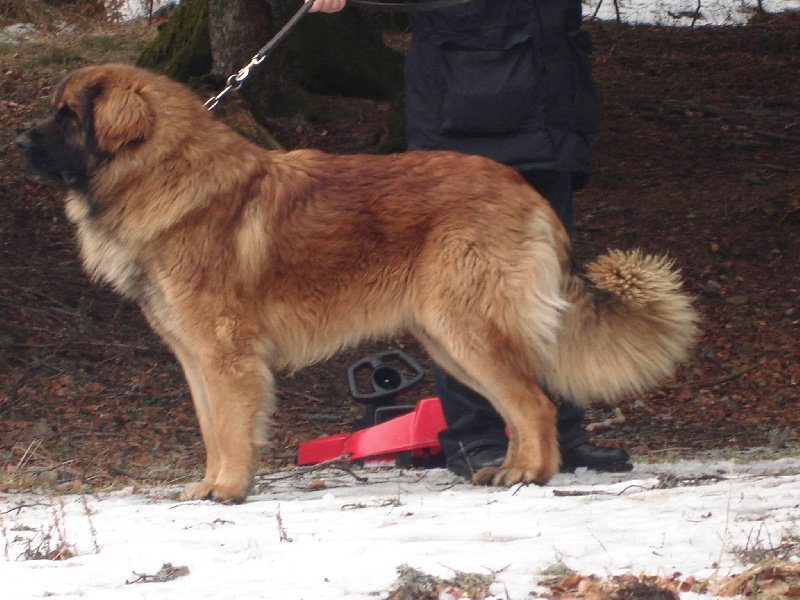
[561,442,633,473]
[445,442,506,480]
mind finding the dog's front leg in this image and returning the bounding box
[179,356,272,503]
[157,317,271,504]
[168,339,222,498]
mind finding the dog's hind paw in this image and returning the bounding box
[472,465,554,487]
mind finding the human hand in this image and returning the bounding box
[308,0,347,12]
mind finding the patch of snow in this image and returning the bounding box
[106,0,176,22]
[1,457,798,599]
[0,23,38,46]
[108,0,800,25]
[586,0,799,26]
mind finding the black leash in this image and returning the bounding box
[205,0,313,109]
[205,0,474,110]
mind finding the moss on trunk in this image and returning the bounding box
[136,0,212,81]
[137,4,402,101]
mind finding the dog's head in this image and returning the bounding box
[15,64,157,190]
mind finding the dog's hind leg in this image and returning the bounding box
[472,377,559,486]
[413,325,560,486]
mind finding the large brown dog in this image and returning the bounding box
[16,64,698,503]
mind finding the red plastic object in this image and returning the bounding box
[296,397,446,465]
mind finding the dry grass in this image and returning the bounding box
[734,526,800,567]
[386,564,498,600]
[0,0,156,76]
[0,0,106,27]
[538,530,800,599]
[1,493,100,561]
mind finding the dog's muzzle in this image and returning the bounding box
[14,131,33,153]
[15,129,87,189]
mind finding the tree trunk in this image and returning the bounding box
[207,0,273,78]
[139,1,402,100]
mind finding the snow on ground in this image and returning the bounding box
[1,457,798,599]
[585,0,800,26]
[107,1,176,22]
[110,0,800,25]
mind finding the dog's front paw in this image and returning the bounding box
[180,480,215,501]
[180,480,247,504]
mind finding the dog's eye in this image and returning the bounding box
[56,104,78,123]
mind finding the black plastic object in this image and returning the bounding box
[347,350,425,403]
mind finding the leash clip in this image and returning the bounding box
[205,1,313,110]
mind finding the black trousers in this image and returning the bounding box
[435,170,590,461]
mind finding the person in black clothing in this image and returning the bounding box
[313,0,632,479]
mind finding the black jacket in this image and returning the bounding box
[404,0,598,184]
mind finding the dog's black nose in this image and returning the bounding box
[14,132,32,152]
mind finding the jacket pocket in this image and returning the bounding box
[439,38,537,135]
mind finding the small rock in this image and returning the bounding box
[0,23,37,45]
[726,295,749,306]
[305,479,328,491]
[703,280,722,295]
[54,21,78,37]
[34,469,59,487]
[31,419,56,439]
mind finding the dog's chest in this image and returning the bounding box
[66,195,149,302]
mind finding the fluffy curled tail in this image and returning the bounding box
[539,250,700,404]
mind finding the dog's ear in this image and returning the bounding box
[88,80,154,154]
